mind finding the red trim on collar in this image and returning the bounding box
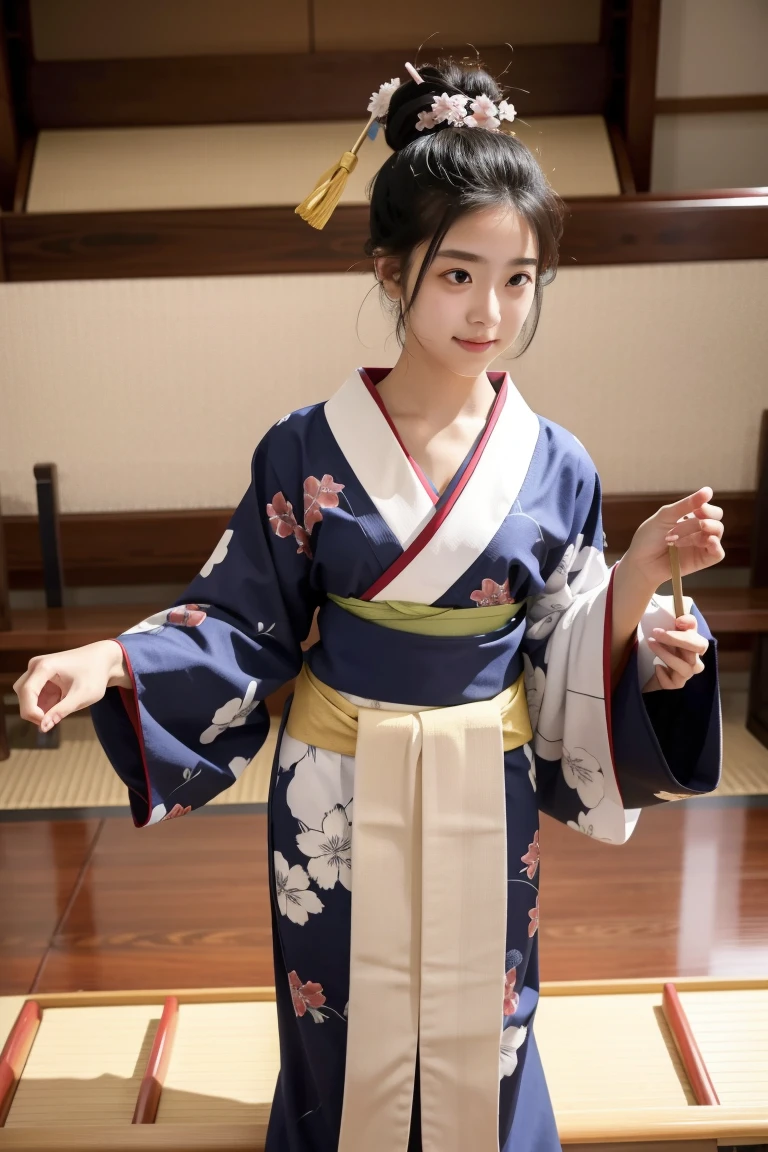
[360,377,508,602]
[358,368,438,506]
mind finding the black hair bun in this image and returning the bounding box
[384,61,504,153]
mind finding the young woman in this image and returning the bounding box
[14,60,724,1152]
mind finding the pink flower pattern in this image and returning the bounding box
[470,578,514,607]
[520,830,540,880]
[267,492,300,538]
[503,947,523,1016]
[268,473,345,562]
[504,970,520,1017]
[528,896,539,938]
[167,604,207,627]
[303,474,345,531]
[289,970,327,1017]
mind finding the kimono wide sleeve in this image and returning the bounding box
[90,432,317,827]
[521,455,722,846]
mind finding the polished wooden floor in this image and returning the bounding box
[1,802,766,996]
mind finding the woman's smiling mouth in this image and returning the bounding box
[453,337,499,352]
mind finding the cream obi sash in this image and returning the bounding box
[285,596,532,1152]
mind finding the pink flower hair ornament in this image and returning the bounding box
[415,90,517,134]
[371,62,516,135]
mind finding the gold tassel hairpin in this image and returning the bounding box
[294,62,424,230]
[293,123,371,231]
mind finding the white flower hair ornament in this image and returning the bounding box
[367,77,401,119]
[294,61,515,231]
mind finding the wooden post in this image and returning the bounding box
[747,410,768,749]
[0,480,10,760]
[34,463,64,609]
[34,463,64,749]
[0,4,19,212]
[0,483,10,633]
[623,0,661,193]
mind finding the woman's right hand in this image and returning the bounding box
[13,640,131,733]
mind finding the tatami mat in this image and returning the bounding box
[0,689,765,814]
[25,115,620,213]
[0,713,278,813]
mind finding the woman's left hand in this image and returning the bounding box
[642,614,709,692]
[625,486,725,589]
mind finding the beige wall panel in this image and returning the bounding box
[521,116,619,197]
[30,0,310,59]
[1,262,764,515]
[26,116,618,213]
[313,0,601,51]
[26,123,393,213]
[651,111,768,191]
[657,0,768,99]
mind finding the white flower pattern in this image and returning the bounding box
[561,746,605,808]
[296,804,352,892]
[525,534,607,643]
[522,654,546,733]
[200,529,233,578]
[285,742,354,832]
[228,756,251,779]
[566,800,618,842]
[274,852,324,925]
[500,1023,528,1078]
[200,679,260,744]
[523,742,536,791]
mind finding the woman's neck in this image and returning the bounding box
[375,352,497,427]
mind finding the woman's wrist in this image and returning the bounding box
[104,640,132,689]
[610,555,657,682]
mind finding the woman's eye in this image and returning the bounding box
[508,273,531,287]
[445,269,471,285]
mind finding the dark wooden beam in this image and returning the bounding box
[24,43,611,130]
[0,6,19,211]
[1,192,766,282]
[2,493,756,591]
[623,0,661,192]
[562,191,768,266]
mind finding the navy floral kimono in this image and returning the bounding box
[91,366,721,1152]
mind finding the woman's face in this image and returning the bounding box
[378,204,539,377]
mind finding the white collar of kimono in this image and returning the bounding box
[324,366,540,604]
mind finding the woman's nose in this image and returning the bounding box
[468,291,501,327]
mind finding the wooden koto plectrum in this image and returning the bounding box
[668,543,685,619]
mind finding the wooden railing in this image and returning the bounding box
[2,190,767,283]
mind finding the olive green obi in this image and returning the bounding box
[326,592,525,637]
